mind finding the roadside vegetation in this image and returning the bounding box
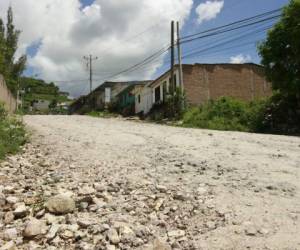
[87,110,119,118]
[77,1,299,136]
[179,1,300,135]
[19,77,70,114]
[0,7,26,96]
[182,97,266,132]
[0,8,28,159]
[0,103,27,159]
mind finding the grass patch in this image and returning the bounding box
[87,111,119,118]
[0,103,27,159]
[182,97,267,132]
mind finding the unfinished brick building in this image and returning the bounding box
[149,63,271,107]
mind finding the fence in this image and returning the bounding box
[0,74,17,113]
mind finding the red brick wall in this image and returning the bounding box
[182,64,271,106]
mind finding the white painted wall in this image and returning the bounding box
[151,69,180,103]
[135,86,152,115]
[33,100,50,111]
[105,88,111,103]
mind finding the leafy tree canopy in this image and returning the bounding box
[259,0,300,99]
[0,6,26,94]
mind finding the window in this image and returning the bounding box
[138,94,141,103]
[155,86,161,103]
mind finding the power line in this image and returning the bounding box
[94,45,171,83]
[91,8,282,83]
[180,14,281,45]
[49,8,283,89]
[181,8,282,41]
[182,25,275,60]
[101,21,276,76]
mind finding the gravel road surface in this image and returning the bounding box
[1,115,300,249]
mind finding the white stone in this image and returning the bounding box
[6,196,19,205]
[3,228,18,240]
[45,195,75,215]
[23,218,48,238]
[167,230,185,238]
[107,228,120,244]
[13,203,28,218]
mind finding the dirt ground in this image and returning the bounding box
[1,115,300,250]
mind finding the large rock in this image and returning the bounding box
[4,212,14,224]
[167,230,185,238]
[23,218,48,238]
[45,195,75,215]
[13,203,28,218]
[3,228,18,240]
[145,239,171,250]
[0,241,17,250]
[107,228,120,244]
[78,186,95,196]
[46,224,60,241]
[6,196,19,205]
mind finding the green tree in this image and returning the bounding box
[0,6,26,94]
[259,0,300,100]
[0,19,5,75]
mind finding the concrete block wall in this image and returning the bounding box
[0,74,16,113]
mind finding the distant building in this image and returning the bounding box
[70,63,271,116]
[138,63,271,115]
[57,102,69,110]
[115,82,151,116]
[32,100,50,111]
[69,81,150,114]
[133,85,153,115]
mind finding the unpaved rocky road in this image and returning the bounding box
[1,115,300,250]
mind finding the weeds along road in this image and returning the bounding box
[1,115,300,249]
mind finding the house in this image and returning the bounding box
[133,84,153,115]
[69,81,150,114]
[32,100,50,111]
[57,102,70,110]
[115,81,151,116]
[144,63,271,111]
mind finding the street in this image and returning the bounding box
[1,115,300,249]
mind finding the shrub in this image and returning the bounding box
[87,110,118,118]
[148,87,186,121]
[257,93,300,135]
[182,97,267,132]
[0,103,27,159]
[0,102,7,119]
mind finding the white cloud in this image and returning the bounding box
[230,54,252,64]
[0,0,193,97]
[195,0,224,24]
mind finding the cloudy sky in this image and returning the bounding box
[0,0,288,97]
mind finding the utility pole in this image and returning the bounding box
[177,21,184,93]
[170,21,175,96]
[83,55,98,94]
